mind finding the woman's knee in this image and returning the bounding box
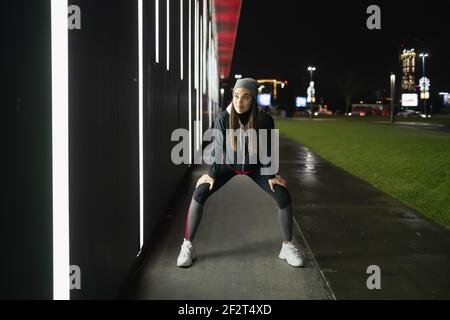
[274,185,291,209]
[193,183,210,204]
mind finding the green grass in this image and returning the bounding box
[276,115,450,229]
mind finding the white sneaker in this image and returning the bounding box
[176,240,196,267]
[279,242,304,267]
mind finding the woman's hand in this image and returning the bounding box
[196,174,215,191]
[268,175,287,192]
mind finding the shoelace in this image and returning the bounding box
[286,246,300,257]
[180,245,192,258]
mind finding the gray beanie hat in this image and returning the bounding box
[233,78,258,95]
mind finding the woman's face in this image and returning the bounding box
[232,87,253,114]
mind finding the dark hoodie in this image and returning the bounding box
[208,105,276,179]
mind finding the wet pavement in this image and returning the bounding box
[123,136,450,300]
[123,162,334,300]
[280,137,450,299]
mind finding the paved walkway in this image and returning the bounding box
[123,137,450,300]
[279,137,450,299]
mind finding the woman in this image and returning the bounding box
[177,78,303,268]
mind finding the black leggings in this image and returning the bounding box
[184,165,293,242]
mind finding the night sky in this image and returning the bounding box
[230,0,450,110]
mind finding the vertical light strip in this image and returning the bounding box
[199,12,203,143]
[195,0,199,151]
[51,0,70,300]
[138,0,144,249]
[156,0,159,63]
[180,0,183,80]
[194,0,198,90]
[167,0,170,71]
[202,0,207,94]
[208,20,212,128]
[188,0,192,163]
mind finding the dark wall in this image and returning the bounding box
[68,0,140,299]
[1,0,53,299]
[143,0,192,244]
[1,0,217,300]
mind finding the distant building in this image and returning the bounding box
[400,49,416,92]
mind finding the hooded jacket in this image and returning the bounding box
[208,104,276,179]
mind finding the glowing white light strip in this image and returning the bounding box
[208,21,212,128]
[138,0,144,249]
[194,0,198,90]
[202,0,207,94]
[167,0,170,71]
[51,0,70,300]
[195,0,199,151]
[180,0,183,80]
[199,13,203,143]
[188,0,192,163]
[156,0,159,63]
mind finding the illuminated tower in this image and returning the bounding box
[400,49,416,92]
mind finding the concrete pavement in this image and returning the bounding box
[123,162,334,300]
[123,136,450,300]
[280,137,450,299]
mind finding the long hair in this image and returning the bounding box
[228,95,259,155]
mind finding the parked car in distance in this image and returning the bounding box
[397,109,420,117]
[350,106,372,117]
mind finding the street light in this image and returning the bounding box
[307,66,316,81]
[234,74,242,79]
[307,66,316,119]
[390,73,395,123]
[419,53,429,115]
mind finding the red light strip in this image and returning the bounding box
[212,0,242,79]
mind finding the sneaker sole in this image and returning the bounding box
[279,251,304,267]
[177,255,197,268]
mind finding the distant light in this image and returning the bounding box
[234,74,242,79]
[360,101,364,104]
[281,83,285,88]
[402,93,418,107]
[220,88,225,94]
[257,93,271,107]
[296,96,307,107]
